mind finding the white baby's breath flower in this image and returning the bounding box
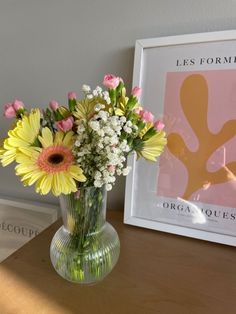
[94,180,103,188]
[123,126,132,134]
[120,116,126,124]
[89,120,100,131]
[110,116,118,125]
[75,140,81,147]
[77,124,85,133]
[98,110,108,121]
[116,169,122,175]
[97,129,105,137]
[98,142,104,149]
[94,103,105,112]
[95,86,103,93]
[87,94,93,99]
[110,136,118,145]
[105,184,112,191]
[105,97,111,105]
[109,176,116,183]
[103,126,114,136]
[94,171,102,179]
[93,90,98,96]
[122,166,131,176]
[82,84,91,93]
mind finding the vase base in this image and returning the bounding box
[50,222,120,284]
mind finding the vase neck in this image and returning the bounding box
[59,186,107,235]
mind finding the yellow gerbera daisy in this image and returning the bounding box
[137,131,167,162]
[0,109,41,166]
[15,127,86,196]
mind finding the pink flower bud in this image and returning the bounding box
[49,100,59,111]
[13,99,24,111]
[134,106,143,115]
[108,165,116,173]
[103,74,120,89]
[75,190,80,199]
[140,110,154,123]
[154,120,165,131]
[68,91,77,100]
[131,86,142,98]
[3,103,16,118]
[56,116,74,132]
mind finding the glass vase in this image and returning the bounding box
[50,186,120,284]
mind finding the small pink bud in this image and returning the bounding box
[154,120,165,131]
[13,99,24,111]
[68,91,77,100]
[103,74,120,89]
[3,103,16,118]
[56,116,74,132]
[75,190,80,199]
[131,86,142,98]
[140,110,154,123]
[49,100,59,111]
[108,165,116,173]
[134,106,143,115]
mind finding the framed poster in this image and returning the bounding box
[124,30,236,246]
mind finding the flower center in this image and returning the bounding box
[47,153,64,164]
[37,145,74,173]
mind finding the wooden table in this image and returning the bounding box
[0,210,235,314]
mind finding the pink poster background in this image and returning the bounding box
[157,69,236,208]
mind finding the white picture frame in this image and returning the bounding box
[124,30,236,246]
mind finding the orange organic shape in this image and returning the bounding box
[167,74,236,200]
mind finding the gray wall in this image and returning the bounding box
[0,0,235,210]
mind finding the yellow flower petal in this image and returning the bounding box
[54,132,64,145]
[139,131,167,162]
[38,127,53,148]
[0,109,41,166]
[62,131,74,147]
[39,174,53,195]
[69,165,86,182]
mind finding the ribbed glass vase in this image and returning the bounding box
[50,186,120,284]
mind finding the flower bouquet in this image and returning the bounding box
[0,74,167,283]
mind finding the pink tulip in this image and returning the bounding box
[3,103,16,118]
[49,100,59,111]
[56,116,74,132]
[131,86,142,98]
[103,74,120,89]
[140,110,154,123]
[154,120,165,131]
[68,91,77,100]
[13,99,24,111]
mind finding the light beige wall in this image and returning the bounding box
[0,0,236,209]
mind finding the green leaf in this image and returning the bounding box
[132,138,144,152]
[53,110,64,121]
[116,81,124,95]
[69,99,77,111]
[137,120,146,131]
[109,89,116,104]
[142,127,157,141]
[126,96,137,111]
